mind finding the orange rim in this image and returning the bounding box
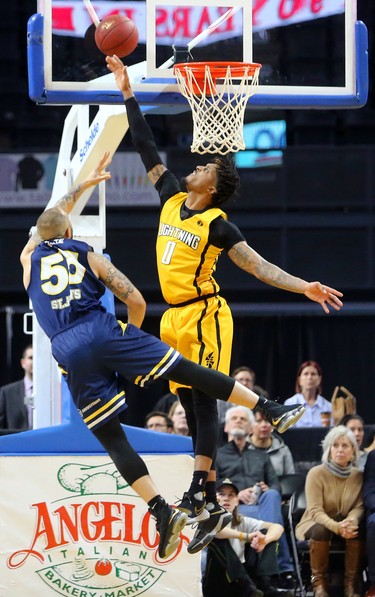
[173,61,262,82]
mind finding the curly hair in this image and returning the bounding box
[211,155,240,206]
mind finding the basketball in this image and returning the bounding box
[95,15,138,58]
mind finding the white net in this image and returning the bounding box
[174,62,261,155]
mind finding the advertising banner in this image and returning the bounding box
[0,152,163,208]
[0,454,200,597]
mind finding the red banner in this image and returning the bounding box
[51,1,345,40]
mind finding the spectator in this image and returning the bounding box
[145,410,173,433]
[217,366,269,425]
[284,360,332,428]
[216,406,295,587]
[363,450,375,597]
[168,400,190,436]
[249,407,295,477]
[232,366,270,400]
[296,426,365,597]
[153,391,176,414]
[0,345,33,431]
[202,478,292,597]
[340,413,367,471]
[363,426,375,454]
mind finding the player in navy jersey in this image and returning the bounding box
[106,55,344,556]
[20,152,307,559]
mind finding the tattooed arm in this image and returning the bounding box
[56,151,111,215]
[88,252,146,328]
[228,240,343,314]
[20,152,112,288]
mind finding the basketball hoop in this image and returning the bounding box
[173,62,262,155]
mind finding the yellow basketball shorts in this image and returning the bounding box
[160,295,233,395]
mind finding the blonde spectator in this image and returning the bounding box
[168,400,190,436]
[296,426,365,597]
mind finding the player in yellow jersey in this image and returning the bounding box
[107,55,344,553]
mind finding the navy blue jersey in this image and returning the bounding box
[28,238,106,339]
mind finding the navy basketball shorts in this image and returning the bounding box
[51,311,182,429]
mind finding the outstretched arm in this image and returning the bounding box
[20,152,111,286]
[106,55,166,186]
[228,240,343,313]
[56,151,111,215]
[88,252,146,328]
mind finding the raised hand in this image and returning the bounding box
[106,55,133,98]
[84,151,112,189]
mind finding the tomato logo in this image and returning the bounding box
[95,558,113,575]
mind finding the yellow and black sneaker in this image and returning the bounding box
[151,503,188,559]
[187,502,232,554]
[263,401,305,433]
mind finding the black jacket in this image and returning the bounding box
[0,379,29,430]
[216,440,281,494]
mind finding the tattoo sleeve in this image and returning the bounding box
[229,241,307,293]
[148,164,166,185]
[56,184,83,213]
[95,254,135,302]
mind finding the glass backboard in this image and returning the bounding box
[28,0,368,109]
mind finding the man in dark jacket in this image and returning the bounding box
[0,345,33,431]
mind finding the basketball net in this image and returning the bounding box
[174,62,261,155]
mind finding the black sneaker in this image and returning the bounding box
[151,503,188,559]
[176,491,210,524]
[187,502,233,554]
[263,401,305,433]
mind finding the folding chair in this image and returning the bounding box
[287,487,309,596]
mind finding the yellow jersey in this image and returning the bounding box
[156,192,227,305]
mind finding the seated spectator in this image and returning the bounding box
[168,400,190,436]
[217,366,269,425]
[296,425,365,597]
[363,450,375,597]
[340,413,367,471]
[216,406,295,588]
[152,391,176,414]
[284,360,332,428]
[202,478,292,597]
[145,410,173,433]
[363,426,375,454]
[249,407,295,477]
[0,344,33,431]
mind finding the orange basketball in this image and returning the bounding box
[95,15,138,58]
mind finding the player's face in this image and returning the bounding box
[216,486,239,513]
[184,163,218,194]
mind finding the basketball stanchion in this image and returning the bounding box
[173,62,262,155]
